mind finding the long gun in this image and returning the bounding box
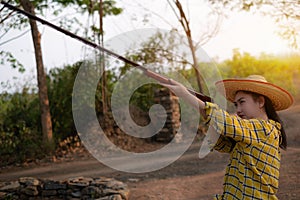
[1,1,212,102]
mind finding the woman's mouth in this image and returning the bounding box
[238,114,246,119]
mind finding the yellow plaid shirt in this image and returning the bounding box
[205,102,282,200]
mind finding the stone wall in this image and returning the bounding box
[0,176,129,200]
[153,88,180,142]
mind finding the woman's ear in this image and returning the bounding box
[258,96,265,108]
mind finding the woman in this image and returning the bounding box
[161,75,293,200]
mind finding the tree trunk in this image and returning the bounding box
[174,0,203,93]
[19,0,54,148]
[186,33,203,93]
[99,0,108,114]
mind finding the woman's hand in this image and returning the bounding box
[160,79,206,112]
[160,79,190,97]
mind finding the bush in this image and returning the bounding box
[0,121,44,166]
[0,89,45,166]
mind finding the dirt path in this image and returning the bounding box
[1,144,300,199]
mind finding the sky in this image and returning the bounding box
[0,0,296,92]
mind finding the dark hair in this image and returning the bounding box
[247,91,287,150]
[264,97,287,150]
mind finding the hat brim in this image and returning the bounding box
[215,79,294,111]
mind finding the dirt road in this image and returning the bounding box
[1,144,300,199]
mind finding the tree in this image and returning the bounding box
[208,0,300,49]
[1,0,82,150]
[4,0,54,149]
[167,0,202,92]
[166,0,223,93]
[66,0,122,114]
[0,0,122,150]
[123,1,222,93]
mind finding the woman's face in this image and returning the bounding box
[233,91,265,119]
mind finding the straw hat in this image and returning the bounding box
[215,75,293,111]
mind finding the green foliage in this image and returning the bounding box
[0,61,88,165]
[218,49,298,95]
[130,83,160,112]
[0,0,122,166]
[0,51,25,73]
[0,88,44,166]
[48,59,117,139]
[69,0,123,15]
[48,63,81,140]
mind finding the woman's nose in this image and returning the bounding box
[236,106,242,113]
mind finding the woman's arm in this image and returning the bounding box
[214,135,236,153]
[160,80,207,117]
[160,80,262,146]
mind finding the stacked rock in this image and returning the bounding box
[0,176,129,200]
[153,88,180,142]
